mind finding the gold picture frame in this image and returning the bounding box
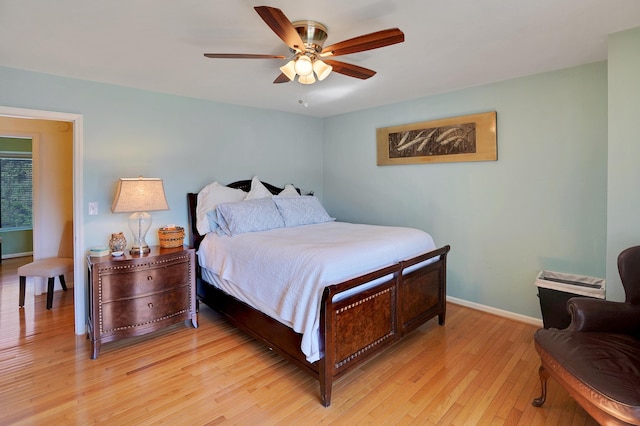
[376,111,497,166]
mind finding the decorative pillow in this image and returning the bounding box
[215,198,285,236]
[206,210,223,235]
[272,196,335,227]
[278,184,300,198]
[244,176,273,200]
[196,181,247,235]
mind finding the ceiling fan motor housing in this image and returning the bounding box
[292,20,328,53]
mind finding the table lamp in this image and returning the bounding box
[111,177,169,255]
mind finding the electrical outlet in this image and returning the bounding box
[88,202,98,215]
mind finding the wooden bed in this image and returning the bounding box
[187,180,450,407]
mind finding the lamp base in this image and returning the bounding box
[128,211,152,256]
[129,244,150,256]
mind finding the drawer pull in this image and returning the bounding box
[147,276,153,281]
[148,302,154,308]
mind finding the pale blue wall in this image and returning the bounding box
[0,58,620,322]
[607,27,640,302]
[0,229,33,256]
[0,66,324,251]
[323,62,608,319]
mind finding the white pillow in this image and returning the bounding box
[245,176,273,200]
[278,184,300,198]
[272,196,335,227]
[196,181,247,235]
[215,198,285,236]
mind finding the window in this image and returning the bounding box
[0,153,33,229]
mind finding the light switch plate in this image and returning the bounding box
[88,202,98,215]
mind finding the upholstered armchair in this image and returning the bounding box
[532,245,640,425]
[567,245,640,335]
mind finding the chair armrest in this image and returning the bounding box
[566,296,640,334]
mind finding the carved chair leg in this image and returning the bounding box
[46,277,55,310]
[19,276,26,307]
[532,365,549,407]
[59,274,68,291]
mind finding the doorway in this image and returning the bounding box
[0,107,84,334]
[0,119,73,302]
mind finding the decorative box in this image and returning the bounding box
[158,226,185,248]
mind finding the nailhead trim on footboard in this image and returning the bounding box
[334,286,396,368]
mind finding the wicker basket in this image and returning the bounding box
[158,226,185,248]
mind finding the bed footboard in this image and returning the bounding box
[399,249,449,330]
[318,245,450,406]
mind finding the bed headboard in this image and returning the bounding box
[186,179,293,250]
[227,179,287,194]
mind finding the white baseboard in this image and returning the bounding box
[2,251,33,259]
[447,296,543,327]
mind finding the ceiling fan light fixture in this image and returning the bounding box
[313,59,332,81]
[298,73,316,85]
[204,7,404,86]
[294,55,313,76]
[279,60,296,81]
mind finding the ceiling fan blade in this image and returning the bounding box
[321,28,404,57]
[324,60,376,80]
[273,73,292,84]
[204,53,286,59]
[254,6,306,52]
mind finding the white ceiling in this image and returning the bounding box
[2,0,640,118]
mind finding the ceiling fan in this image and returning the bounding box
[204,6,405,85]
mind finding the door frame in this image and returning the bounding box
[0,106,85,334]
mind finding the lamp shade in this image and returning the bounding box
[298,74,316,85]
[279,60,296,81]
[111,177,169,255]
[313,60,332,81]
[111,177,169,213]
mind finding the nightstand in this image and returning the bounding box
[87,245,197,359]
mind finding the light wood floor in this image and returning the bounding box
[0,257,597,425]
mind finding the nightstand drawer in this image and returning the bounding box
[101,285,190,332]
[101,260,190,301]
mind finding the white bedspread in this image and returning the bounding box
[197,221,436,362]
